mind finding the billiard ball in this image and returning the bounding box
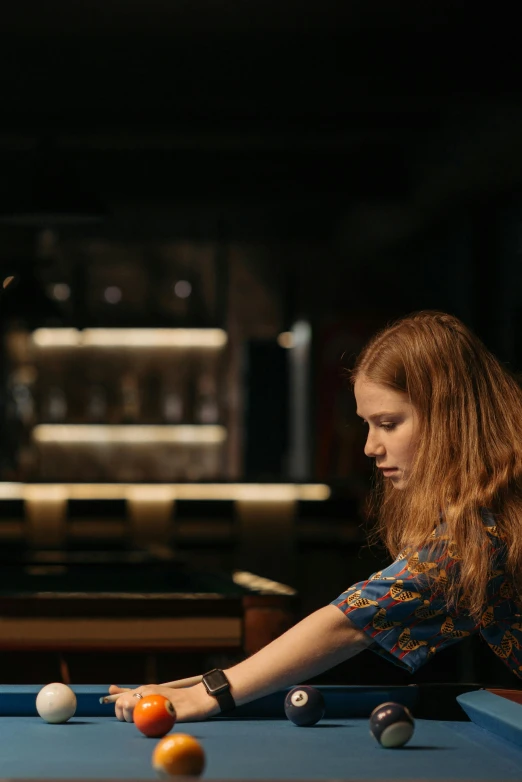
[369,701,415,748]
[284,686,325,727]
[152,733,206,777]
[36,682,77,724]
[134,694,177,738]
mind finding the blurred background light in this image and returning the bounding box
[174,280,192,299]
[103,286,122,304]
[277,331,294,349]
[48,283,71,302]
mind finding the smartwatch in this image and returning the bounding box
[201,668,236,713]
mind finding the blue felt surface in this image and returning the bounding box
[1,716,522,780]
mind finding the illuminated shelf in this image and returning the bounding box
[0,483,331,502]
[30,328,228,349]
[32,425,227,444]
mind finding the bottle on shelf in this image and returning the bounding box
[161,363,189,424]
[194,371,219,424]
[162,390,184,423]
[120,371,141,423]
[9,366,37,427]
[86,384,108,423]
[44,385,68,422]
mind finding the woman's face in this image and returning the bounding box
[354,376,418,489]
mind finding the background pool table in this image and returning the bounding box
[1,684,522,780]
[0,552,297,685]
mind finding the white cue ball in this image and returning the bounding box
[36,683,77,724]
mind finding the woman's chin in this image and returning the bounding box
[389,472,406,489]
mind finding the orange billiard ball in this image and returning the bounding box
[152,733,206,777]
[134,694,176,738]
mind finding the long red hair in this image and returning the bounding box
[352,310,522,619]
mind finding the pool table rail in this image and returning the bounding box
[458,688,522,749]
[0,684,418,719]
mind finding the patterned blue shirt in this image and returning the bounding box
[332,513,522,677]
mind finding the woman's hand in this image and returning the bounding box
[108,683,219,723]
[107,605,371,725]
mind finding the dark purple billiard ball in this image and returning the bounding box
[369,701,415,748]
[284,686,325,727]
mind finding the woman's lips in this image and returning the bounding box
[379,468,399,476]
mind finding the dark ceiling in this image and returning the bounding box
[0,2,521,253]
[0,2,516,125]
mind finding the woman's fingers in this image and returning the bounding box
[108,684,130,695]
[113,686,151,722]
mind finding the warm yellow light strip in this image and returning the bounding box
[32,425,227,444]
[174,483,329,502]
[0,482,25,499]
[31,328,228,349]
[24,485,69,502]
[31,328,79,347]
[0,483,331,502]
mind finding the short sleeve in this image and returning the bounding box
[478,529,522,680]
[331,527,483,674]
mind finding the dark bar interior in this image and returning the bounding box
[0,0,520,698]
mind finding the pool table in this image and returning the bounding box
[0,552,297,683]
[1,684,522,780]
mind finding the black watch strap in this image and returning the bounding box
[202,668,236,713]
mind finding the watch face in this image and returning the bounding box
[205,669,228,694]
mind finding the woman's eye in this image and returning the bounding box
[380,423,396,432]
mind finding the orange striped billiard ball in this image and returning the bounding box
[134,694,176,738]
[152,734,206,777]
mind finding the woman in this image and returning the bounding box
[109,311,522,722]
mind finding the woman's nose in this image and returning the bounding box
[364,430,385,459]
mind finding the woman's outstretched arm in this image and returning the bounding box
[109,604,373,722]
